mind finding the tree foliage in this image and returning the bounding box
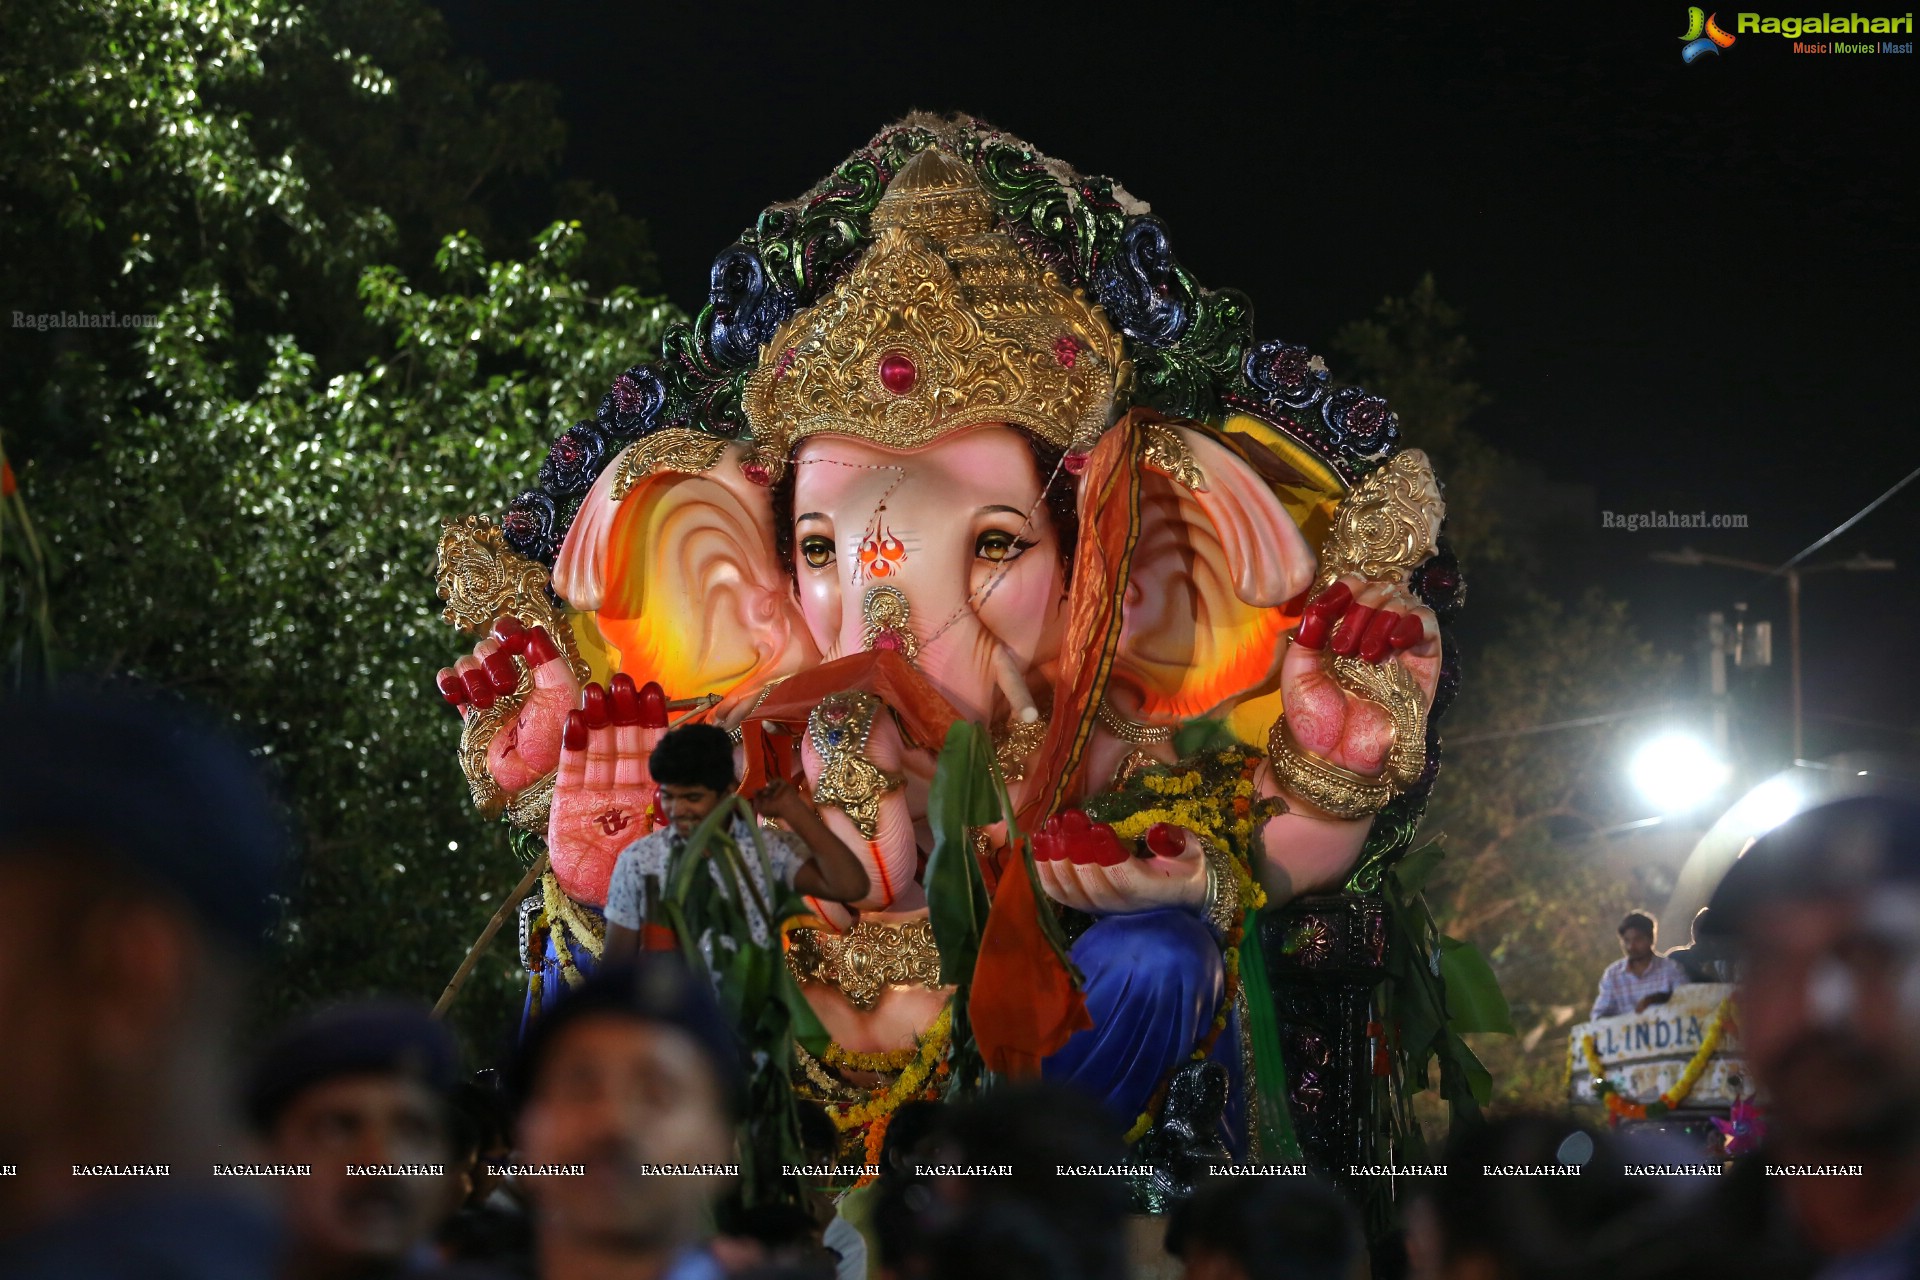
[1,0,681,1052]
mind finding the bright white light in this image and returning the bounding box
[1630,733,1732,813]
[1724,776,1801,836]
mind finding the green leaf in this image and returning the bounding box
[1237,911,1303,1161]
[923,721,995,985]
[1391,841,1446,897]
[1439,1030,1494,1110]
[1439,934,1514,1035]
[1172,717,1237,756]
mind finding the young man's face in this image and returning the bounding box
[659,783,732,837]
[1620,926,1655,963]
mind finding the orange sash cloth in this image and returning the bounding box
[967,411,1149,1075]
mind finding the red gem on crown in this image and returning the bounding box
[878,351,917,396]
[1053,335,1080,368]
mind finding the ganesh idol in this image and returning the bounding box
[431,116,1464,1168]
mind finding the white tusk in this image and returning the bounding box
[992,646,1041,723]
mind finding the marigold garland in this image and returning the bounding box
[1582,998,1735,1122]
[823,1040,921,1073]
[826,1004,954,1137]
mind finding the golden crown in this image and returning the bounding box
[741,149,1130,481]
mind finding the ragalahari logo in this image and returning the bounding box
[1681,8,1738,60]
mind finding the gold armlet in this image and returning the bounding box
[807,692,904,839]
[1095,697,1177,744]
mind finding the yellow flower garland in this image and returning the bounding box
[1582,998,1733,1120]
[827,1004,954,1132]
[823,1040,921,1073]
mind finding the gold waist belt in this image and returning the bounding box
[785,917,945,1010]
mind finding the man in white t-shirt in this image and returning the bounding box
[600,724,869,963]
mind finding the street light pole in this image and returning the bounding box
[1650,549,1895,762]
[1787,569,1802,759]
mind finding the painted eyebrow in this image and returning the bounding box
[795,511,828,523]
[977,504,1027,517]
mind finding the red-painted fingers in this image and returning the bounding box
[435,667,467,711]
[490,616,529,652]
[580,682,610,730]
[459,662,495,709]
[1358,609,1402,663]
[609,673,641,725]
[562,709,589,752]
[525,626,561,667]
[1329,603,1377,656]
[1294,581,1354,651]
[483,647,520,694]
[638,680,667,729]
[1389,611,1426,651]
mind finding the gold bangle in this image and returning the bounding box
[1265,716,1395,821]
[1201,841,1241,936]
[1095,696,1177,744]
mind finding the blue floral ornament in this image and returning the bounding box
[538,421,611,498]
[706,243,796,369]
[1093,216,1192,348]
[597,364,668,440]
[501,489,561,563]
[1243,341,1329,410]
[1321,386,1400,458]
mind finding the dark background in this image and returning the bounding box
[437,0,1917,761]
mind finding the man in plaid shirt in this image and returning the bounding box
[1591,910,1687,1019]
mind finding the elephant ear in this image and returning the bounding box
[1108,424,1320,722]
[553,432,819,702]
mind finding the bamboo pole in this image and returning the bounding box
[432,852,547,1019]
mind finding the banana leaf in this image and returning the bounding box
[923,721,997,985]
[1439,935,1514,1036]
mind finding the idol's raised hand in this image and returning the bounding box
[434,616,581,796]
[1278,574,1441,788]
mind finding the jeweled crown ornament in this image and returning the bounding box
[741,148,1131,481]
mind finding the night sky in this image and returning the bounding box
[438,1,1917,762]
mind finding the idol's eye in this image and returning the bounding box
[800,535,836,569]
[975,530,1035,563]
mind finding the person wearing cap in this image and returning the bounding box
[245,1001,463,1280]
[0,688,290,1279]
[1663,906,1736,985]
[600,723,869,963]
[509,957,745,1280]
[1595,788,1920,1280]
